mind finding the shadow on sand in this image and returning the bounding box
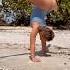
[0,44,70,59]
[0,53,30,59]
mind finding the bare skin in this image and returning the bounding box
[30,22,48,62]
[39,31,48,54]
[30,22,40,62]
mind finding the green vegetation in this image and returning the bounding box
[2,0,32,14]
[51,0,70,29]
[2,0,70,29]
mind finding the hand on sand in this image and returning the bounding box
[29,56,41,62]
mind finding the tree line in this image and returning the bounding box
[1,0,70,29]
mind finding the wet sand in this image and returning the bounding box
[0,26,70,70]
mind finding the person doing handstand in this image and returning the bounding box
[29,5,55,62]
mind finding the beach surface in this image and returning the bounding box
[0,26,70,70]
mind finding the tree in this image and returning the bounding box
[2,0,70,29]
[48,0,70,29]
[2,0,32,14]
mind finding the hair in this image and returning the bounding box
[39,26,55,41]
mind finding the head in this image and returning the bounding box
[38,26,55,41]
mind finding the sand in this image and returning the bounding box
[0,26,70,70]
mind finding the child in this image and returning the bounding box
[30,6,54,62]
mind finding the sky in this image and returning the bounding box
[0,0,2,5]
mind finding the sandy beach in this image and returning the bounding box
[0,26,70,70]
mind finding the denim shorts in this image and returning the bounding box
[30,6,47,26]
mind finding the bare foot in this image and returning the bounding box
[29,56,41,62]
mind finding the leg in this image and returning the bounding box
[30,22,40,62]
